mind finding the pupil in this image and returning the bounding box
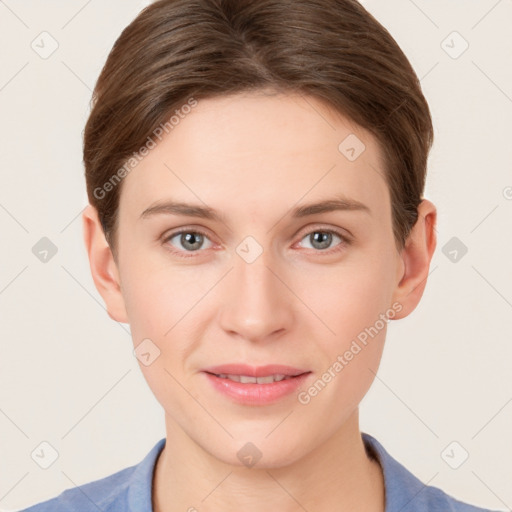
[183,232,202,250]
[312,232,331,250]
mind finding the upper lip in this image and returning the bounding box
[202,364,309,377]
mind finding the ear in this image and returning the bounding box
[391,199,437,319]
[82,204,129,323]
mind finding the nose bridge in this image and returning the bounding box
[218,240,292,341]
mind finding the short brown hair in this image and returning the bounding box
[83,0,434,260]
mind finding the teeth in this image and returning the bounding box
[215,373,291,383]
[240,375,258,384]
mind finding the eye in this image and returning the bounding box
[297,228,349,253]
[162,226,350,259]
[163,229,214,258]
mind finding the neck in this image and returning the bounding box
[153,409,385,512]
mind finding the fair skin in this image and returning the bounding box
[82,91,436,512]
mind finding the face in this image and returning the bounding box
[92,91,414,467]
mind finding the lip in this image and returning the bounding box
[201,364,312,405]
[202,364,309,377]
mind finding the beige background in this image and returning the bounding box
[0,0,511,510]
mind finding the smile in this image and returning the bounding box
[210,373,296,383]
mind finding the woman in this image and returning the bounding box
[20,0,500,510]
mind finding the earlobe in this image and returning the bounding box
[82,204,129,323]
[391,199,437,319]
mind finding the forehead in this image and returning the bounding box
[119,92,389,224]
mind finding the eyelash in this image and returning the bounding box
[162,226,351,259]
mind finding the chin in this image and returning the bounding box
[203,431,307,469]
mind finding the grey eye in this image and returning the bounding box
[167,231,213,252]
[300,230,343,251]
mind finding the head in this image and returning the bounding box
[82,0,436,467]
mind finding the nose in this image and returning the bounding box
[217,247,295,344]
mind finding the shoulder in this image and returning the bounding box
[16,465,134,512]
[17,438,166,512]
[361,433,501,512]
[407,478,501,512]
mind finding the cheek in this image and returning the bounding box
[119,260,206,414]
[294,248,395,407]
[121,253,209,341]
[302,253,395,345]
[297,262,391,417]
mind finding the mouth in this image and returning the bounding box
[202,363,309,381]
[201,364,312,405]
[204,372,303,384]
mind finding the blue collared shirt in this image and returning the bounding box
[18,433,501,511]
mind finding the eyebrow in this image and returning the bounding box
[139,195,371,222]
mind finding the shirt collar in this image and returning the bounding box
[127,437,166,510]
[362,432,433,511]
[127,434,431,512]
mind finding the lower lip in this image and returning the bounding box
[203,372,311,405]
